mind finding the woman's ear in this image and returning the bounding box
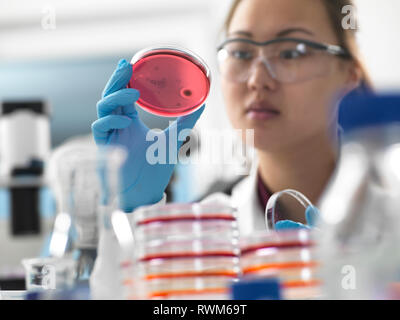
[346,60,363,91]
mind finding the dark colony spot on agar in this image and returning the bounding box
[149,78,167,88]
[183,90,192,97]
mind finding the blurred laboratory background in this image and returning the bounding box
[0,0,399,293]
[1,0,399,191]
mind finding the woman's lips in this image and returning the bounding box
[245,103,281,121]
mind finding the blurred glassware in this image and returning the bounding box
[318,94,400,299]
[265,189,315,230]
[46,136,102,280]
[89,145,135,300]
[22,256,77,292]
[47,140,81,258]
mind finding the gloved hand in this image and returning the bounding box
[91,59,205,212]
[274,205,319,231]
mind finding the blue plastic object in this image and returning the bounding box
[231,277,282,300]
[339,93,400,133]
[275,220,310,230]
[274,205,319,230]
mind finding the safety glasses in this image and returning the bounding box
[217,37,351,84]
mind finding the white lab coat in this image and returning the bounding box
[90,160,265,299]
[200,160,266,235]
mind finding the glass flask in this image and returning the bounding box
[317,94,400,299]
[93,145,136,299]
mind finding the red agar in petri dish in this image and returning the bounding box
[128,47,211,117]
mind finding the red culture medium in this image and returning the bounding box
[128,48,211,117]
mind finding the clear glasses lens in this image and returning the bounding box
[218,40,335,84]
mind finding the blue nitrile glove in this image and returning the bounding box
[91,59,205,212]
[274,205,319,230]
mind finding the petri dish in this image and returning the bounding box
[133,202,238,242]
[137,237,239,262]
[128,46,211,117]
[130,202,240,300]
[133,202,237,225]
[142,276,232,300]
[240,229,314,255]
[239,230,321,299]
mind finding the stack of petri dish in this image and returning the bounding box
[131,202,240,300]
[239,229,321,299]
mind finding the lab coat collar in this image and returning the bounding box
[231,155,266,236]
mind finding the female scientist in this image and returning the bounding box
[91,0,371,232]
[90,0,372,298]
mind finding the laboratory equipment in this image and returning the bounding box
[239,229,321,300]
[68,142,101,279]
[128,46,211,117]
[318,93,400,299]
[265,189,318,230]
[22,257,77,291]
[47,141,80,258]
[47,136,102,280]
[0,100,53,288]
[89,145,136,300]
[0,100,51,235]
[24,283,91,300]
[231,277,282,300]
[98,145,135,298]
[131,202,240,300]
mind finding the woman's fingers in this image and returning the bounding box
[305,205,320,227]
[96,88,140,118]
[91,115,132,145]
[176,104,205,132]
[164,104,205,147]
[102,59,133,98]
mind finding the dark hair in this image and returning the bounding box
[222,0,373,90]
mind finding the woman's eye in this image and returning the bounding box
[279,49,305,59]
[231,50,253,60]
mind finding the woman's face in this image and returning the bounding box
[221,0,359,152]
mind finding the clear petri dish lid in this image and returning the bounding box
[240,229,315,256]
[128,46,211,117]
[136,237,240,262]
[133,202,237,226]
[137,257,239,275]
[134,220,239,244]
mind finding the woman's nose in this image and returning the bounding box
[247,58,278,91]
